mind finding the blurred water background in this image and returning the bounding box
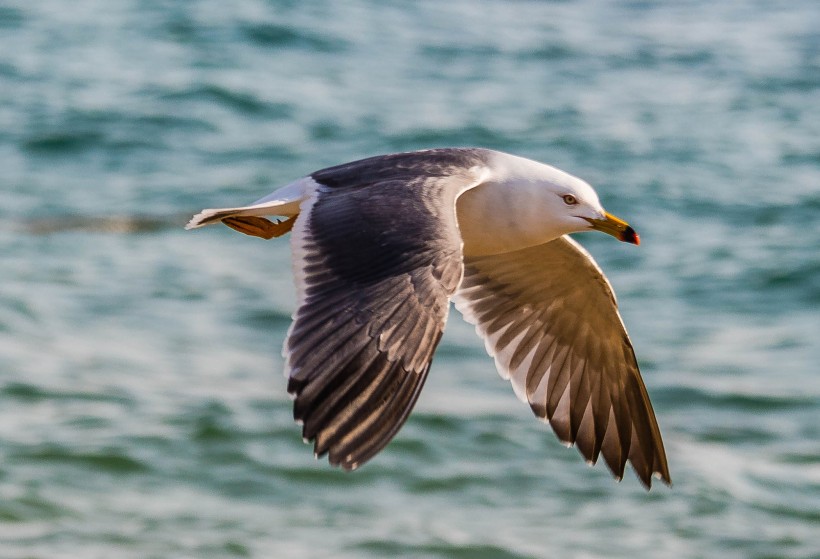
[1,1,818,558]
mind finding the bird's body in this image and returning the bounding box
[187,148,670,488]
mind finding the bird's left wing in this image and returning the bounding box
[453,236,670,488]
[287,149,491,470]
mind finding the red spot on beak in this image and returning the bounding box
[623,226,640,245]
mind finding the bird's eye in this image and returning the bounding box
[562,194,578,205]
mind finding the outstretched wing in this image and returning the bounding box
[454,236,670,488]
[286,149,491,470]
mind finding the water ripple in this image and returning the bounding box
[1,1,818,557]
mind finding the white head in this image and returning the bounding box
[457,151,639,256]
[530,163,640,244]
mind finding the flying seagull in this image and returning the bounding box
[187,148,671,488]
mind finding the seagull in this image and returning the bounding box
[187,148,671,488]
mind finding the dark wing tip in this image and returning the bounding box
[652,458,673,489]
[291,340,434,472]
[626,426,672,490]
[542,394,670,490]
[635,466,673,491]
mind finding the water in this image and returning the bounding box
[1,1,818,557]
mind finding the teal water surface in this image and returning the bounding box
[1,1,818,558]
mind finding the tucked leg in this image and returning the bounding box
[222,215,297,239]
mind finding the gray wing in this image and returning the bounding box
[453,236,670,488]
[286,150,490,470]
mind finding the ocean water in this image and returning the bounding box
[1,0,818,557]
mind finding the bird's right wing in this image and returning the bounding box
[453,236,670,488]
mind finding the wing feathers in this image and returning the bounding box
[285,152,489,470]
[601,408,626,479]
[569,359,592,442]
[301,345,379,440]
[546,344,572,421]
[314,357,395,457]
[454,236,670,488]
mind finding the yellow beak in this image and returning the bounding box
[585,212,640,245]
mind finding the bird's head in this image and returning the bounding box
[547,178,640,245]
[458,152,640,256]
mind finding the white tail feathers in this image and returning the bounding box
[186,207,254,229]
[185,177,311,230]
[186,208,235,229]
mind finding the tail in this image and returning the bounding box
[185,178,308,230]
[185,206,268,229]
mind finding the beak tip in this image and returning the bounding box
[623,226,640,245]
